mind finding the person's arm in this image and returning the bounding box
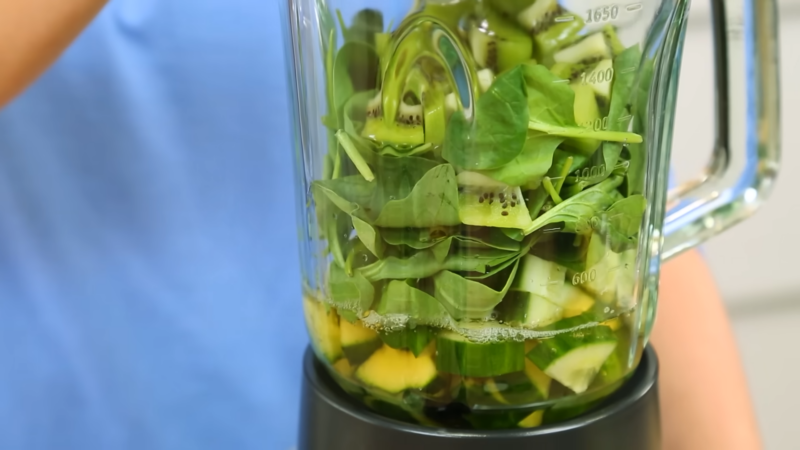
[651,249,762,449]
[0,0,108,107]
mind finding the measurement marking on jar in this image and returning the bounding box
[617,115,632,123]
[619,67,637,74]
[552,79,570,84]
[572,269,597,286]
[626,3,643,12]
[555,15,576,22]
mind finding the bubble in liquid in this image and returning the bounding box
[604,307,611,313]
[362,254,369,262]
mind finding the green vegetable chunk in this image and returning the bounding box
[436,331,525,377]
[527,324,617,393]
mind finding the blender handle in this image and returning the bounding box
[661,0,781,261]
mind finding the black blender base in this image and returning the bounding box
[298,346,661,450]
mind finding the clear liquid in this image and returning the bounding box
[304,291,644,429]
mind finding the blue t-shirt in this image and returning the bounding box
[0,2,306,449]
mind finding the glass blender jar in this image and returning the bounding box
[282,0,779,439]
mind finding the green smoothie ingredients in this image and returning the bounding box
[305,0,647,429]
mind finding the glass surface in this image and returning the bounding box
[282,0,778,430]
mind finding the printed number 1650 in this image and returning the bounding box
[586,5,619,23]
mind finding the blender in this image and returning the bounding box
[281,0,780,448]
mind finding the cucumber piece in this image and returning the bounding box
[303,297,343,363]
[355,345,437,394]
[518,410,545,428]
[436,331,525,377]
[497,291,563,328]
[526,325,617,393]
[380,326,437,357]
[340,319,382,365]
[513,254,566,302]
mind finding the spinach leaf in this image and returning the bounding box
[359,250,443,281]
[312,155,439,225]
[336,9,383,90]
[352,215,385,258]
[433,261,520,320]
[328,264,375,312]
[522,64,642,144]
[375,280,449,326]
[380,226,521,252]
[374,164,461,228]
[343,90,377,136]
[442,66,530,170]
[627,56,655,196]
[380,227,456,249]
[359,246,518,281]
[602,45,643,171]
[479,132,563,187]
[591,195,646,252]
[524,176,624,235]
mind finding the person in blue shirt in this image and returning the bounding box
[0,1,761,450]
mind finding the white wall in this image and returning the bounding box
[671,0,799,308]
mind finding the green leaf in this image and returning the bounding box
[479,132,564,187]
[602,45,643,171]
[433,261,520,320]
[352,216,384,258]
[375,280,449,325]
[359,250,444,282]
[524,176,624,235]
[380,226,521,252]
[442,66,530,170]
[374,165,461,228]
[312,155,440,224]
[522,64,642,144]
[343,90,377,136]
[329,264,375,312]
[380,227,456,249]
[359,245,520,282]
[591,195,647,252]
[626,55,655,196]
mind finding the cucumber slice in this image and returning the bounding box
[303,297,343,363]
[513,254,566,302]
[526,325,617,393]
[497,291,563,328]
[436,331,525,377]
[380,326,437,357]
[340,319,382,365]
[355,345,437,394]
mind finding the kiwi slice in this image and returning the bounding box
[516,0,585,65]
[553,32,612,65]
[457,172,533,230]
[362,93,425,145]
[468,8,533,73]
[488,0,536,16]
